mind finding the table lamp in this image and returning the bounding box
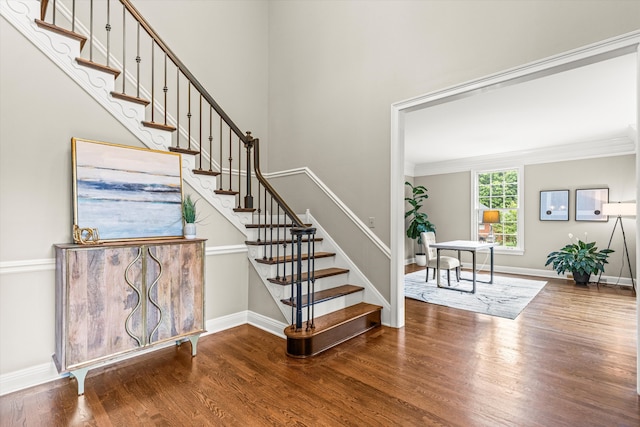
[482,210,500,243]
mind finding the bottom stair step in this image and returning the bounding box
[284,302,382,358]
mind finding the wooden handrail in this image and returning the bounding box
[118,0,247,144]
[252,137,307,228]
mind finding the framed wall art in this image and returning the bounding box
[539,190,569,221]
[575,188,609,222]
[72,138,184,242]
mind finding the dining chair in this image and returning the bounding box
[421,231,461,286]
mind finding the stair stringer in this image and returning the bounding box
[0,0,253,233]
[247,213,390,326]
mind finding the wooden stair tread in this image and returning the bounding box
[142,121,176,132]
[193,169,220,177]
[110,91,150,106]
[169,146,199,155]
[245,237,323,246]
[256,251,335,265]
[75,57,121,78]
[268,267,348,286]
[281,284,364,307]
[35,20,87,49]
[215,189,239,196]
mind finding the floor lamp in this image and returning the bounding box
[597,202,636,294]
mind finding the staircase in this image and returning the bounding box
[2,0,383,357]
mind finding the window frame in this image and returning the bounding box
[471,166,525,255]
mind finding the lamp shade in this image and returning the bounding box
[602,202,636,217]
[482,210,500,223]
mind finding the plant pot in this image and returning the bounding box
[572,271,590,286]
[415,253,427,267]
[184,223,196,239]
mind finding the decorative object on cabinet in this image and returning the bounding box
[72,138,184,242]
[54,238,206,395]
[575,188,609,221]
[539,190,569,221]
[597,202,637,293]
[72,224,102,245]
[182,194,198,239]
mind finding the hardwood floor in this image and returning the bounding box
[1,268,638,426]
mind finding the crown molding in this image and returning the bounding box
[409,135,636,177]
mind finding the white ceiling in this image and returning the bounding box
[404,53,637,173]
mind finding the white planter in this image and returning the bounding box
[184,223,196,239]
[415,254,427,267]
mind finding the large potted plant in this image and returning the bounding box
[545,234,614,285]
[405,182,436,266]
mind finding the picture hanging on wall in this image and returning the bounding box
[72,138,184,242]
[575,188,609,222]
[539,190,569,221]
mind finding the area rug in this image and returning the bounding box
[404,270,547,319]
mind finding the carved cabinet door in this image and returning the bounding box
[145,241,205,345]
[65,246,144,368]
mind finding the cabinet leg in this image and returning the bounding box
[70,367,90,395]
[187,334,201,356]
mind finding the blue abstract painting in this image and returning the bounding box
[72,138,183,241]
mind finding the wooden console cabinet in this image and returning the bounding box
[53,238,206,394]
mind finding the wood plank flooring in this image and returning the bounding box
[1,268,638,426]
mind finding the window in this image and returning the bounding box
[473,167,523,253]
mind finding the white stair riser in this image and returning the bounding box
[284,292,364,320]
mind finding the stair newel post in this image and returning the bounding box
[243,132,254,209]
[308,231,316,330]
[291,229,305,331]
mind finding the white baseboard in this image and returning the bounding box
[1,310,286,396]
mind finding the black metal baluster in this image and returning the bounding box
[71,0,75,32]
[150,42,155,122]
[121,6,126,93]
[237,135,242,208]
[208,106,213,172]
[256,182,262,242]
[105,0,111,67]
[262,186,268,250]
[187,83,192,150]
[198,95,202,169]
[135,23,141,98]
[175,69,180,147]
[269,196,274,262]
[89,0,93,61]
[275,204,281,280]
[227,128,232,191]
[219,117,223,181]
[163,54,168,126]
[309,233,316,329]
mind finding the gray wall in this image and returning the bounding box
[0,1,269,376]
[413,156,637,278]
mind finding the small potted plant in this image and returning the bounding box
[545,233,613,285]
[182,194,198,239]
[405,182,436,266]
